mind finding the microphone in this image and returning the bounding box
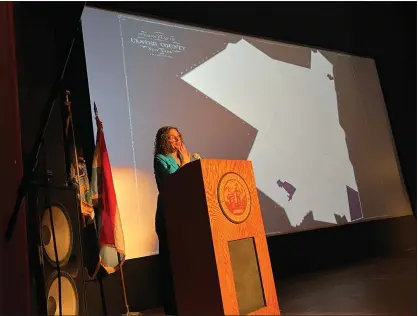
[192,153,201,160]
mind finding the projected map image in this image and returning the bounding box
[181,39,363,229]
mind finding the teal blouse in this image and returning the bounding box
[154,153,181,192]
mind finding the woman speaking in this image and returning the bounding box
[153,126,191,316]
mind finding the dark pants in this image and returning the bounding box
[156,225,178,315]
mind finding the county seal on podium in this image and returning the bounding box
[217,172,251,223]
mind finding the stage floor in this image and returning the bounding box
[142,251,416,316]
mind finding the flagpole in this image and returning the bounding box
[65,90,86,228]
[120,262,130,314]
[94,103,141,316]
[118,257,142,316]
[64,90,89,316]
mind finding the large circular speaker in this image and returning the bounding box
[41,205,73,266]
[46,271,79,316]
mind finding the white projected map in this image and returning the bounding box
[182,39,362,227]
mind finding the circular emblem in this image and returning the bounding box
[217,172,251,224]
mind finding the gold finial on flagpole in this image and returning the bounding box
[94,101,98,118]
[64,90,72,138]
[93,102,103,131]
[65,90,71,107]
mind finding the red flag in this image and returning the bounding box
[91,104,125,274]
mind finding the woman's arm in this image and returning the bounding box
[154,155,171,184]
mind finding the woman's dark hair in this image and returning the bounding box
[154,126,183,156]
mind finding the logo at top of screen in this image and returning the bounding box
[217,172,251,224]
[129,30,187,59]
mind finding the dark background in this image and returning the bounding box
[2,2,416,315]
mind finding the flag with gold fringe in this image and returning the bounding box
[64,91,95,221]
[63,91,101,279]
[70,153,95,221]
[90,102,126,274]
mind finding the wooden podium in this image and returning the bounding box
[162,159,280,316]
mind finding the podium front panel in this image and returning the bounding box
[201,159,280,315]
[228,237,266,315]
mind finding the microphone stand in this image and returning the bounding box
[5,3,86,242]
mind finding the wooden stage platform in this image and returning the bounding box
[141,249,416,316]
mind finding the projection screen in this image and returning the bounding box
[81,7,412,259]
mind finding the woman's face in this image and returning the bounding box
[167,128,181,152]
